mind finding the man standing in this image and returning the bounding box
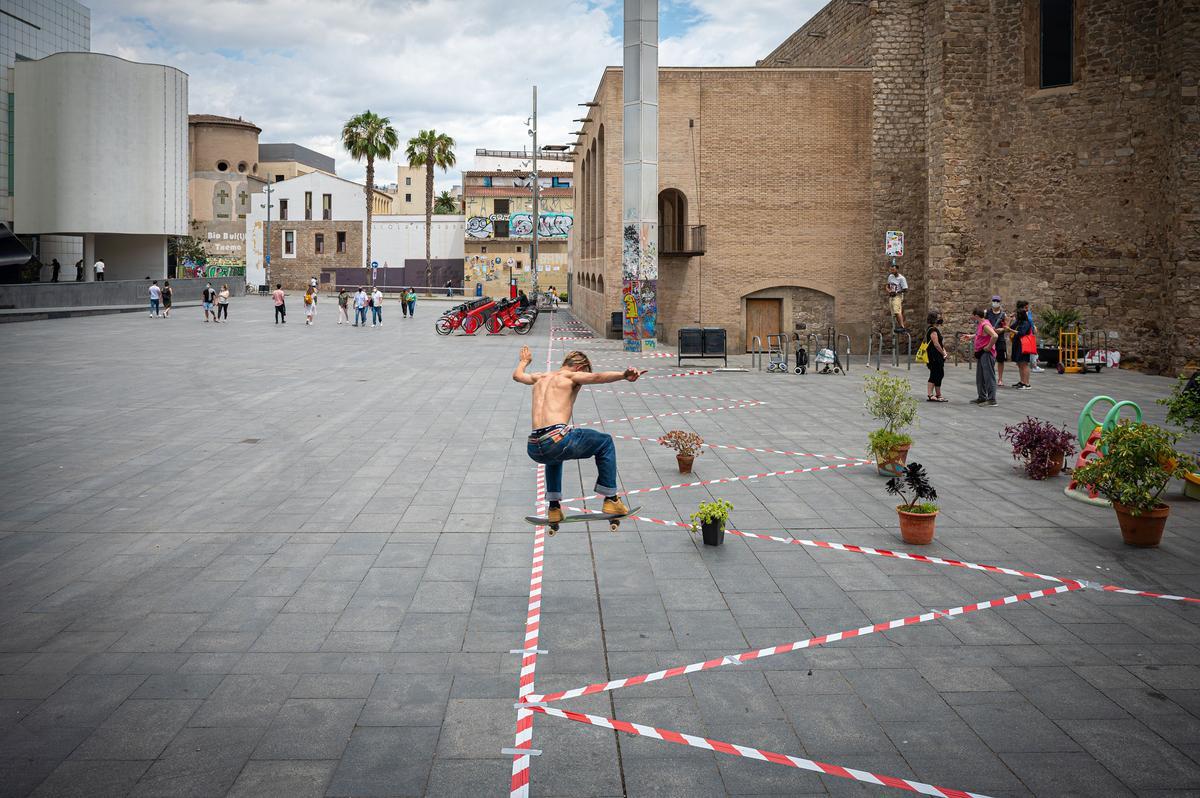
[94,259,105,281]
[148,280,162,317]
[886,264,907,331]
[371,286,384,327]
[513,347,643,523]
[202,282,218,323]
[75,259,84,282]
[51,259,61,283]
[272,283,286,324]
[353,287,368,327]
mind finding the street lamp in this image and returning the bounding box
[260,183,275,289]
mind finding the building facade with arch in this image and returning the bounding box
[187,114,266,279]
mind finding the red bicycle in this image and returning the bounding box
[484,299,536,335]
[459,299,497,335]
[435,298,490,335]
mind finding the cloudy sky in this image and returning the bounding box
[88,0,823,189]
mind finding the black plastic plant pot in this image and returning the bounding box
[1037,346,1060,367]
[701,519,724,546]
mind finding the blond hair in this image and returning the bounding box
[562,351,592,372]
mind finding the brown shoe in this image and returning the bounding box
[546,506,564,524]
[602,498,629,517]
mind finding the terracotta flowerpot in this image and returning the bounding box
[700,519,725,546]
[677,454,695,474]
[876,443,911,477]
[897,506,937,545]
[1113,502,1170,547]
[1045,452,1065,478]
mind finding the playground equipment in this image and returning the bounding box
[484,298,537,335]
[1064,395,1143,506]
[434,298,490,335]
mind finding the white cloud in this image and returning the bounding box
[86,0,820,188]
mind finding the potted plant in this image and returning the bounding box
[1000,417,1077,479]
[1072,421,1196,547]
[886,462,939,545]
[863,373,918,476]
[1036,307,1082,368]
[690,499,733,546]
[1158,374,1200,499]
[660,430,704,473]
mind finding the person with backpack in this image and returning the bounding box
[202,282,218,323]
[923,311,948,402]
[303,287,317,326]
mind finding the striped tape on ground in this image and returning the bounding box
[525,704,994,798]
[573,402,762,429]
[522,582,1080,704]
[644,370,715,379]
[609,433,870,462]
[560,460,868,504]
[585,388,757,403]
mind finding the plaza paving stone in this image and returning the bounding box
[0,297,1198,797]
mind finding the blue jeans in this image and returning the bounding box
[407,300,416,316]
[149,298,159,315]
[371,306,382,324]
[355,307,367,325]
[526,427,617,501]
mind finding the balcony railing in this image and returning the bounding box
[659,224,706,257]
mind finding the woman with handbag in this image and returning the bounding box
[1012,300,1035,390]
[923,311,949,402]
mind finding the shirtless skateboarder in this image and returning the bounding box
[513,346,643,524]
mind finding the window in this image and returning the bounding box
[405,176,411,186]
[274,175,284,182]
[1040,0,1074,88]
[481,246,488,253]
[237,162,247,173]
[405,193,412,203]
[216,160,228,172]
[493,219,509,238]
[283,231,295,257]
[279,199,288,220]
[494,199,510,215]
[304,192,313,220]
[516,245,523,252]
[482,177,492,187]
[322,194,332,220]
[315,233,325,254]
[336,231,347,253]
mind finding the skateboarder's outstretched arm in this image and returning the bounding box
[513,345,540,385]
[569,367,645,385]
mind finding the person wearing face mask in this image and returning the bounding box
[924,310,948,402]
[985,296,1010,386]
[1011,299,1034,390]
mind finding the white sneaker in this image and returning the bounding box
[1031,366,1045,372]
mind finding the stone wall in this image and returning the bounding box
[265,221,362,290]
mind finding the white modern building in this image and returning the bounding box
[1,0,90,279]
[244,169,463,287]
[13,52,188,279]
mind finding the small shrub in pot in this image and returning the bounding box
[660,430,704,473]
[1000,417,1076,479]
[690,499,733,546]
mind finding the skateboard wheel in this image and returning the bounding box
[609,522,619,532]
[548,524,558,536]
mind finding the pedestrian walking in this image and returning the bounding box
[162,281,173,317]
[337,288,350,325]
[217,283,231,321]
[886,264,907,331]
[966,307,999,406]
[303,287,317,325]
[51,259,61,283]
[1010,299,1035,390]
[372,287,384,327]
[94,259,105,281]
[202,282,218,323]
[924,311,948,402]
[353,287,368,327]
[272,283,286,324]
[985,296,1010,386]
[148,280,162,317]
[75,258,84,282]
[309,276,319,295]
[400,287,409,318]
[445,280,453,297]
[405,287,417,318]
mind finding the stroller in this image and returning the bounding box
[814,347,843,375]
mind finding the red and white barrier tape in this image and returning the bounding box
[561,460,868,503]
[609,434,870,462]
[574,402,762,429]
[524,704,994,798]
[585,388,759,404]
[644,369,715,379]
[523,582,1079,704]
[1100,583,1200,605]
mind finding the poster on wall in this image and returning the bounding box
[885,230,904,258]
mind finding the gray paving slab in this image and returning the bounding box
[2,305,1199,796]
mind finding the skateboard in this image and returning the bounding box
[524,507,641,535]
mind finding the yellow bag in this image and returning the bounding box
[914,340,930,364]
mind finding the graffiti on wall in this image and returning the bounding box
[621,222,658,281]
[509,213,574,238]
[181,259,246,279]
[466,217,493,239]
[622,279,657,351]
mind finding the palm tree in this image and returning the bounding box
[405,130,457,291]
[341,111,399,287]
[434,190,458,215]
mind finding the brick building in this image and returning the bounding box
[570,0,1198,371]
[261,220,363,290]
[463,166,574,300]
[761,0,1198,372]
[570,67,873,351]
